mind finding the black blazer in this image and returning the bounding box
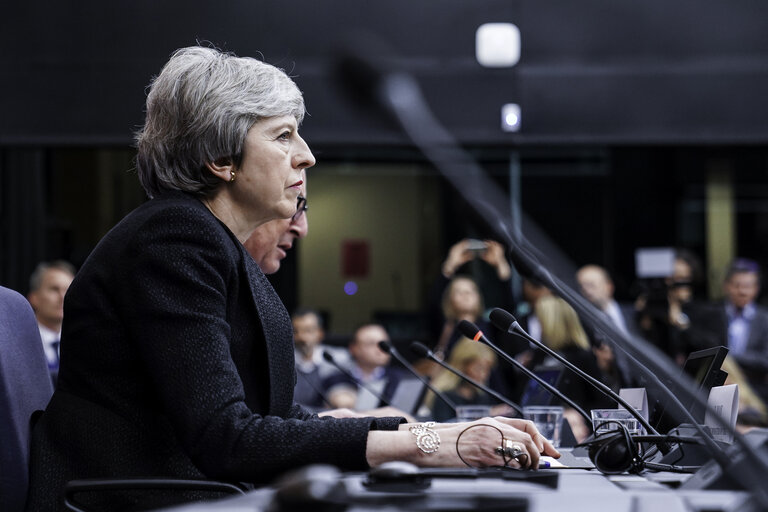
[694,301,768,372]
[27,192,401,511]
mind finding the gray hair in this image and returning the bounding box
[29,260,76,293]
[136,46,306,198]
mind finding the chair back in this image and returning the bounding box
[0,286,54,512]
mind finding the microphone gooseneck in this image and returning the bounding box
[377,340,457,413]
[456,320,591,425]
[486,309,659,436]
[409,341,523,416]
[321,350,391,408]
[333,43,768,505]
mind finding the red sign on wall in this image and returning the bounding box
[341,239,370,278]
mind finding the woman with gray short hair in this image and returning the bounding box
[26,46,557,511]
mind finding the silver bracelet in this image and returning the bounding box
[409,421,440,454]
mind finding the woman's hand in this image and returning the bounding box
[390,417,559,470]
[492,417,561,459]
[442,240,476,278]
[480,240,512,280]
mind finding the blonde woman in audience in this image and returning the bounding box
[721,356,768,431]
[534,296,613,441]
[430,337,516,422]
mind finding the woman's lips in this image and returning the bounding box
[289,179,304,189]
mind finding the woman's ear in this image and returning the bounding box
[205,157,235,182]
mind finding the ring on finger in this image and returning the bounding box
[495,439,528,466]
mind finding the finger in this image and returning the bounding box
[502,430,537,469]
[521,435,539,469]
[494,418,561,463]
[496,418,541,439]
[539,436,561,458]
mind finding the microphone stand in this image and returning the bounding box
[410,341,524,416]
[377,341,457,413]
[487,309,658,436]
[454,323,590,425]
[322,351,392,408]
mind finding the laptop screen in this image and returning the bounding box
[388,377,428,415]
[519,366,563,407]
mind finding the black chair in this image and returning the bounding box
[0,286,54,512]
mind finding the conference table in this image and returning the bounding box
[155,449,751,512]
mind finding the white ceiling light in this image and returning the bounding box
[501,103,521,132]
[476,23,521,68]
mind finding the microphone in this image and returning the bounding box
[456,320,592,425]
[322,350,391,408]
[377,341,457,414]
[409,341,523,416]
[486,309,659,436]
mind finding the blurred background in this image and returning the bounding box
[3,0,768,336]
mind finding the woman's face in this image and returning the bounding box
[450,278,480,316]
[668,258,693,303]
[463,357,493,384]
[233,115,315,224]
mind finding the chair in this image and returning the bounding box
[0,286,54,512]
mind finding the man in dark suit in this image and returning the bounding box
[324,323,407,411]
[697,259,768,397]
[576,264,639,389]
[26,261,76,382]
[243,192,308,274]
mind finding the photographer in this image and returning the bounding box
[633,248,705,364]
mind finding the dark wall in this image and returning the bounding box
[2,0,768,146]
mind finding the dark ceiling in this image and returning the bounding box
[2,0,768,146]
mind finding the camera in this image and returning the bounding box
[465,239,487,255]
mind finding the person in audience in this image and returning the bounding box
[324,323,408,410]
[634,249,708,364]
[27,46,556,512]
[420,238,515,395]
[291,308,342,410]
[26,260,76,382]
[575,264,637,389]
[696,258,768,401]
[429,239,512,356]
[533,296,613,440]
[576,264,639,339]
[430,337,516,422]
[720,355,768,431]
[496,276,554,402]
[517,277,553,335]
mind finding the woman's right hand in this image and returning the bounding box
[391,417,559,470]
[442,239,476,277]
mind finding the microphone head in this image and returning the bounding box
[377,340,392,353]
[322,350,335,363]
[457,320,481,340]
[409,341,432,358]
[489,308,517,332]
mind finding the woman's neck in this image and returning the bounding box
[200,192,271,243]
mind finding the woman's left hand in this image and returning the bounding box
[480,240,512,280]
[493,417,561,459]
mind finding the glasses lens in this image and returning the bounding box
[292,196,307,222]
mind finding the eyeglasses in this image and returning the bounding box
[292,195,308,222]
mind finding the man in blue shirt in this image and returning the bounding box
[698,259,768,402]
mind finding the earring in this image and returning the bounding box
[229,171,236,183]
